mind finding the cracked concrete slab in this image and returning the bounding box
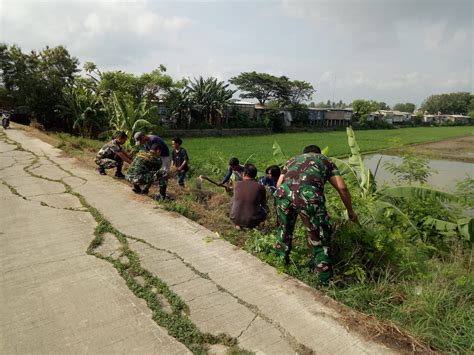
[2,174,65,196]
[30,163,71,180]
[0,135,191,354]
[95,232,123,258]
[29,192,84,210]
[238,316,294,354]
[2,128,399,354]
[62,175,87,188]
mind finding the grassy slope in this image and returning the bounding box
[182,126,474,171]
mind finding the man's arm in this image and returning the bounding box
[276,173,285,187]
[260,186,268,212]
[329,175,358,222]
[219,166,232,185]
[116,151,132,164]
[179,150,189,170]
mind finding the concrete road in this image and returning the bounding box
[0,128,398,354]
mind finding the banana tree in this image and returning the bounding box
[57,85,105,137]
[338,127,472,242]
[104,92,160,145]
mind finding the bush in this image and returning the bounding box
[353,117,393,130]
[263,109,285,132]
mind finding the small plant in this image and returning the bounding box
[384,154,434,185]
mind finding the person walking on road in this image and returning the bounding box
[275,145,357,285]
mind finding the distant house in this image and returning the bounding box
[308,108,352,127]
[232,100,255,117]
[369,110,411,123]
[423,114,435,123]
[222,100,256,125]
[415,113,470,125]
[443,114,470,124]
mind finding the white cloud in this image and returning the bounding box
[0,0,193,70]
[423,22,469,53]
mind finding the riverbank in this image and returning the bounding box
[387,135,474,163]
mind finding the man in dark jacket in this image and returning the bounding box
[230,164,267,229]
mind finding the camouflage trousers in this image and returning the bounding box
[275,194,333,284]
[95,157,123,170]
[126,172,167,190]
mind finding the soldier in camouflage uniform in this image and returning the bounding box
[125,144,167,199]
[95,131,133,178]
[275,145,357,285]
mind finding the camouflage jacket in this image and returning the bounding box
[96,140,122,160]
[276,153,340,206]
[126,151,163,185]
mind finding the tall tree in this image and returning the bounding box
[393,102,416,113]
[378,102,390,110]
[187,77,235,126]
[285,80,315,106]
[229,71,288,105]
[0,44,79,129]
[421,92,472,115]
[351,99,379,121]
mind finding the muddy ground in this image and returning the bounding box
[388,135,474,163]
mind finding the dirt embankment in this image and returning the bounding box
[389,135,474,163]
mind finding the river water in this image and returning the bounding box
[363,154,473,191]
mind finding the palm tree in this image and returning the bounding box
[186,77,235,127]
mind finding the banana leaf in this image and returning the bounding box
[423,217,473,242]
[378,185,459,203]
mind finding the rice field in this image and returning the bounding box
[179,126,473,171]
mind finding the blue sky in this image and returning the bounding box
[1,0,472,106]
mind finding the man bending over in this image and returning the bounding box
[275,145,357,285]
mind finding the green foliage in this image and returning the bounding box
[56,85,106,137]
[312,100,349,109]
[159,200,196,220]
[327,252,474,353]
[377,102,391,110]
[229,72,314,109]
[421,92,473,115]
[264,109,285,132]
[353,117,393,130]
[285,80,315,106]
[54,132,104,156]
[183,126,473,180]
[351,99,379,121]
[0,43,79,129]
[104,92,161,142]
[393,102,416,113]
[384,155,433,184]
[229,71,289,105]
[186,76,236,127]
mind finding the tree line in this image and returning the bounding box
[0,43,472,138]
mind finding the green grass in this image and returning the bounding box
[327,249,474,352]
[181,126,473,172]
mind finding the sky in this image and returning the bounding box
[0,0,472,106]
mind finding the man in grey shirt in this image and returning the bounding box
[230,164,267,229]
